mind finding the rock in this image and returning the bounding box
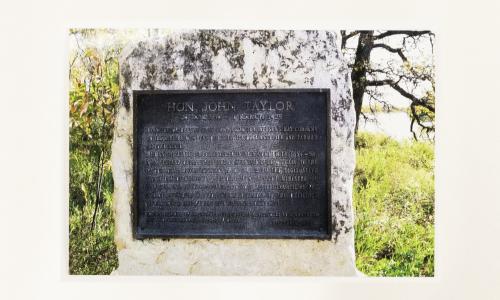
[112,29,358,275]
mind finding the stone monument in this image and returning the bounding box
[111,30,358,275]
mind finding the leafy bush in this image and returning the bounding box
[354,132,434,276]
[69,31,119,274]
[69,151,117,274]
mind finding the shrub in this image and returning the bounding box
[69,31,120,274]
[354,132,434,276]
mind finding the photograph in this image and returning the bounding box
[68,29,435,276]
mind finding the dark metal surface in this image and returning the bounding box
[133,89,331,239]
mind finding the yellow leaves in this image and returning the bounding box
[70,45,119,131]
[80,101,89,117]
[110,83,119,97]
[81,183,88,204]
[103,159,113,172]
[402,61,412,72]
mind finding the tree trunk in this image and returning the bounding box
[351,31,374,132]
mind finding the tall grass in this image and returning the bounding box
[354,132,434,276]
[69,151,117,275]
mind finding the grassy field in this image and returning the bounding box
[353,132,434,276]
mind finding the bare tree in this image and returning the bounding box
[341,30,435,140]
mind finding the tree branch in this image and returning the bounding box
[409,101,435,141]
[366,79,394,86]
[391,83,434,112]
[340,30,360,49]
[366,79,435,113]
[374,30,432,40]
[410,116,418,141]
[372,43,408,62]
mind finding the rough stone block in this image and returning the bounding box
[112,30,358,275]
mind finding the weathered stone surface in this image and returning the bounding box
[112,30,358,275]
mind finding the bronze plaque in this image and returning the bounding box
[133,89,331,239]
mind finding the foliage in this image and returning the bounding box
[354,132,434,276]
[69,30,120,275]
[69,152,117,274]
[341,30,435,140]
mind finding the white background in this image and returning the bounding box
[1,0,499,299]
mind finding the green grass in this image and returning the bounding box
[353,132,434,276]
[69,151,118,275]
